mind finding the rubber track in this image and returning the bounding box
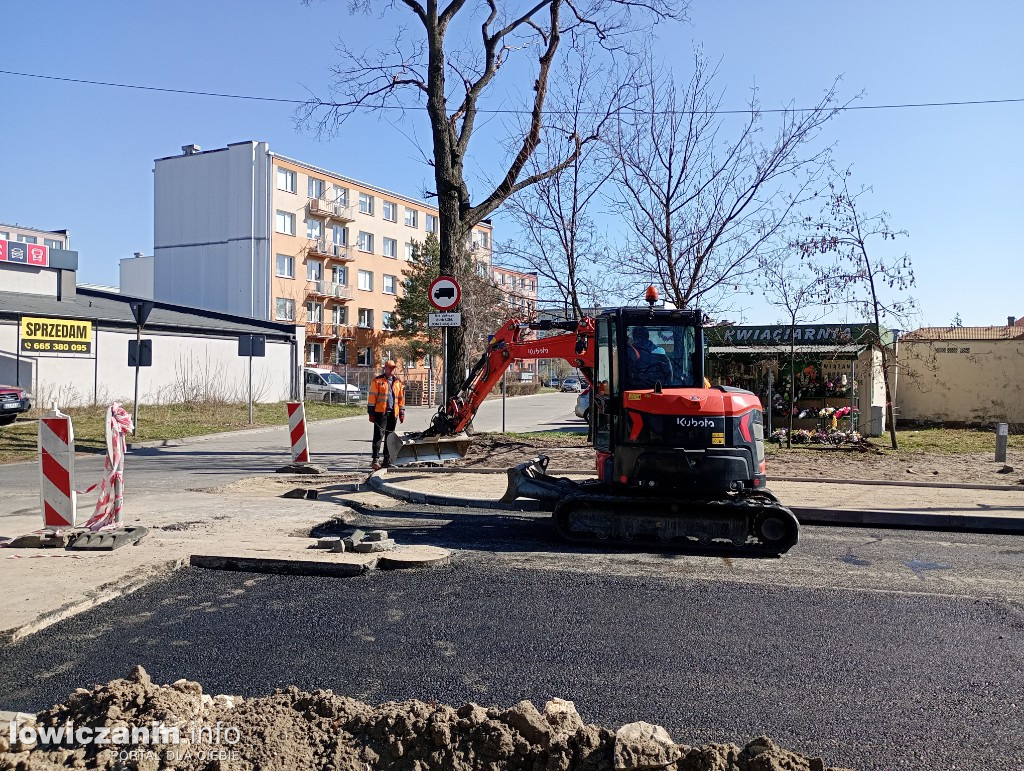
[552,491,800,556]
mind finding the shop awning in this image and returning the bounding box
[707,344,867,360]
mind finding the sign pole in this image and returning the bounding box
[248,351,254,424]
[442,327,448,407]
[132,325,141,436]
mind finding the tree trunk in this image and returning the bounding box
[787,338,795,449]
[436,198,469,400]
[878,342,899,450]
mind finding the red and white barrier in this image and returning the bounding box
[38,409,77,530]
[287,402,310,462]
[83,403,134,531]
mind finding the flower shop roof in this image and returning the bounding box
[707,344,867,360]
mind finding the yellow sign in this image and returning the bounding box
[711,432,726,445]
[627,393,642,400]
[20,316,93,354]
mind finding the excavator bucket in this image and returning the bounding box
[385,431,473,466]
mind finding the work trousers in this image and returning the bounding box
[371,410,398,462]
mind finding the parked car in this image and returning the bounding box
[0,385,32,426]
[304,368,361,403]
[560,377,583,393]
[545,377,560,388]
[574,388,591,421]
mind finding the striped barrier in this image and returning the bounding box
[38,409,77,529]
[83,403,133,531]
[287,402,310,463]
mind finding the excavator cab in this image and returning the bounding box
[590,307,769,495]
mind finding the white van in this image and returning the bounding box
[304,368,361,403]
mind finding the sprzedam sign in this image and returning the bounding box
[20,316,93,354]
[8,719,241,764]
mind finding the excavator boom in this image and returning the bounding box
[386,316,595,466]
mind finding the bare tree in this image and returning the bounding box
[300,0,683,395]
[611,53,843,314]
[499,51,627,318]
[796,175,915,450]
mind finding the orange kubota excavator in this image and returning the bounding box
[386,292,799,555]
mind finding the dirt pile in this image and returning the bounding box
[1,667,849,771]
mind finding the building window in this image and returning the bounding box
[404,208,419,228]
[358,269,374,291]
[425,214,438,233]
[333,186,349,205]
[276,254,294,278]
[308,177,325,199]
[358,347,373,366]
[44,238,62,249]
[359,193,374,215]
[382,237,397,258]
[335,344,348,365]
[307,260,323,281]
[0,231,8,240]
[277,167,296,193]
[306,218,323,239]
[275,298,295,321]
[404,242,414,261]
[474,230,490,249]
[332,225,348,245]
[358,308,374,329]
[382,311,395,330]
[307,342,323,365]
[17,234,37,244]
[275,211,295,235]
[357,231,374,253]
[498,273,505,284]
[306,301,324,322]
[383,274,397,295]
[382,201,397,222]
[333,265,348,285]
[333,305,348,325]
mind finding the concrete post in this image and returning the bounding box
[995,423,1008,463]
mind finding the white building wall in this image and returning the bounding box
[0,265,59,296]
[153,142,271,319]
[0,322,294,407]
[119,256,154,298]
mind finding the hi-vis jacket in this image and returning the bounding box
[367,375,406,414]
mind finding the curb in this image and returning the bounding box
[773,476,1023,492]
[368,471,1024,535]
[190,553,377,577]
[0,558,186,645]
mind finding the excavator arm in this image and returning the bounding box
[386,316,595,465]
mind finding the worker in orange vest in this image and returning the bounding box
[368,359,406,470]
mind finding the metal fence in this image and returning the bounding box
[317,365,441,407]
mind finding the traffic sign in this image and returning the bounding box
[428,312,462,327]
[428,276,461,311]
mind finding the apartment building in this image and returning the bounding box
[491,264,539,379]
[142,141,493,370]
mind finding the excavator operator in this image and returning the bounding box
[627,326,673,389]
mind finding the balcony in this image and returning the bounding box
[307,197,355,223]
[307,240,355,262]
[305,321,335,339]
[307,280,354,302]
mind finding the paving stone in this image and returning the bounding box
[316,537,342,550]
[378,545,452,570]
[354,538,397,553]
[364,530,389,542]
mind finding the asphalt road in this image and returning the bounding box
[1,550,1021,771]
[0,391,584,517]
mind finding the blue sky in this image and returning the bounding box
[0,1,1020,327]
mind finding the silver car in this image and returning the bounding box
[574,388,590,421]
[560,377,583,393]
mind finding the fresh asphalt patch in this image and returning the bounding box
[1,560,1022,769]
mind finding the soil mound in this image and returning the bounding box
[1,666,849,770]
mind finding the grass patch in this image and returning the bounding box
[0,401,363,464]
[480,430,590,447]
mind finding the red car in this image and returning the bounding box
[0,385,32,426]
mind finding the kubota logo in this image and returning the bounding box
[677,417,716,429]
[527,347,549,355]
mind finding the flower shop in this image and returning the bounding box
[705,323,891,440]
